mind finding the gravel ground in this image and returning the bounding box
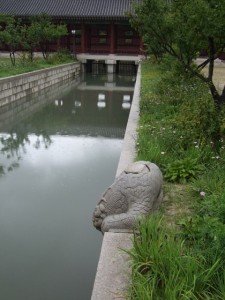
[196,58,225,92]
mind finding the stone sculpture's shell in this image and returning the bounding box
[92,161,163,233]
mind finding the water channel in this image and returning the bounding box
[0,73,135,300]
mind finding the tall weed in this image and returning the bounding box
[131,60,225,299]
[128,216,223,299]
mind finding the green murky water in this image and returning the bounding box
[0,73,134,300]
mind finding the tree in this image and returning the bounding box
[0,15,22,65]
[33,14,68,59]
[21,14,68,61]
[129,0,225,107]
[21,21,40,61]
[29,14,68,60]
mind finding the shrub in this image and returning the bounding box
[47,49,73,64]
[175,89,219,148]
[164,158,204,183]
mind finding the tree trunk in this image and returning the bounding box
[9,51,16,66]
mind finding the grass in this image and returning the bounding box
[127,60,225,299]
[128,216,224,300]
[0,52,74,78]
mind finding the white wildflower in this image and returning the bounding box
[200,191,206,197]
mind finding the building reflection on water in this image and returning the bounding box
[0,73,134,139]
[0,73,135,300]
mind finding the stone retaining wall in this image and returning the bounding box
[0,62,80,107]
[91,64,141,300]
[0,79,79,131]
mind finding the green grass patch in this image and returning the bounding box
[128,215,225,300]
[127,60,225,299]
[0,51,74,78]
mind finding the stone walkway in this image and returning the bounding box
[91,65,141,300]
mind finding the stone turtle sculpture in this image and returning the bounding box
[92,161,163,233]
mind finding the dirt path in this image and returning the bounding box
[200,60,225,92]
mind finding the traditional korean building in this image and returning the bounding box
[0,0,143,72]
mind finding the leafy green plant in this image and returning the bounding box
[178,214,225,264]
[175,89,220,149]
[47,49,73,64]
[164,158,203,183]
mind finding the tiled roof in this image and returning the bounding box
[0,0,141,19]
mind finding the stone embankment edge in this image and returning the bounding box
[91,65,141,300]
[0,62,80,107]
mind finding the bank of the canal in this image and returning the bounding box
[91,65,141,300]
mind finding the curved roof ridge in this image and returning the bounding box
[0,0,142,19]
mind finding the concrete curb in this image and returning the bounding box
[116,64,141,177]
[91,232,133,300]
[91,65,141,300]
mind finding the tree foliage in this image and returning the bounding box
[0,15,22,65]
[21,21,40,61]
[27,14,68,60]
[130,0,225,107]
[0,14,68,63]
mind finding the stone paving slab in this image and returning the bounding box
[116,64,141,177]
[91,65,141,299]
[91,232,133,300]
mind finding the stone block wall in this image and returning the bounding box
[0,62,80,107]
[0,79,78,131]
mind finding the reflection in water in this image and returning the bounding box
[0,131,52,176]
[0,73,134,300]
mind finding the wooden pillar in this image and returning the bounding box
[110,22,116,54]
[57,37,61,51]
[67,35,71,52]
[140,39,146,57]
[81,23,86,53]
